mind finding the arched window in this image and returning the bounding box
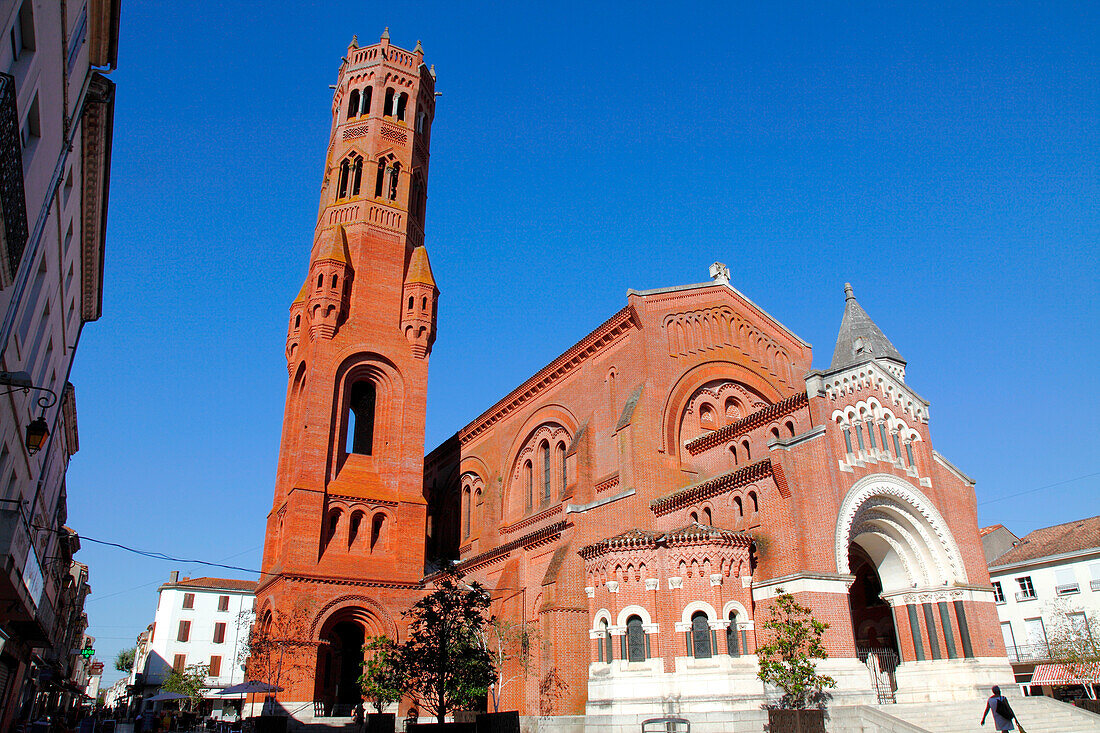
[384,87,395,117]
[524,461,533,510]
[348,511,363,548]
[323,510,340,547]
[702,507,712,525]
[407,296,414,310]
[375,159,386,197]
[734,496,743,518]
[599,618,611,662]
[730,444,738,465]
[691,612,712,658]
[726,611,740,656]
[866,419,876,449]
[626,616,646,662]
[462,488,471,538]
[742,440,751,461]
[421,296,428,310]
[474,488,481,532]
[351,157,363,196]
[541,441,551,503]
[749,491,759,513]
[416,111,426,133]
[690,511,699,523]
[347,89,360,120]
[770,427,780,440]
[360,86,372,115]
[905,441,915,468]
[556,441,567,494]
[699,404,716,430]
[855,423,865,450]
[724,397,739,421]
[294,314,300,328]
[317,273,324,288]
[346,381,376,455]
[843,427,853,453]
[331,274,339,289]
[396,92,408,121]
[388,162,400,201]
[892,431,902,459]
[337,160,350,199]
[786,420,796,437]
[370,512,386,552]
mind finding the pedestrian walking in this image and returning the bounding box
[981,685,1025,732]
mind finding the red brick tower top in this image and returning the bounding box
[261,31,438,590]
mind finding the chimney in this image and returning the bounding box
[169,571,179,583]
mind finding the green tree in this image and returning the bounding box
[114,647,136,673]
[397,571,495,723]
[756,591,836,709]
[1043,597,1100,699]
[359,636,405,714]
[161,663,209,711]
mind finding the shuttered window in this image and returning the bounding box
[172,654,186,672]
[218,595,230,611]
[213,622,226,644]
[208,656,221,677]
[177,620,190,642]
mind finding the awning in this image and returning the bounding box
[1031,662,1100,685]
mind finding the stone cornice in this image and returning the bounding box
[650,459,776,517]
[500,503,562,536]
[456,306,640,446]
[79,73,114,323]
[685,393,808,455]
[457,520,571,572]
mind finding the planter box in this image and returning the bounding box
[767,709,825,733]
[477,711,520,733]
[367,712,396,733]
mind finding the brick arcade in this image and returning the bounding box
[255,31,1013,727]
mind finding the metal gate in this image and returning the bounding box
[858,647,899,704]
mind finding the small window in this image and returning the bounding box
[294,314,300,328]
[370,512,386,552]
[726,611,740,656]
[749,491,759,513]
[337,159,350,199]
[462,488,471,539]
[541,441,551,502]
[347,89,360,120]
[217,595,229,611]
[742,440,751,461]
[182,593,195,609]
[992,582,1005,604]
[422,296,428,310]
[384,87,395,116]
[626,616,646,662]
[375,159,386,197]
[1016,576,1036,600]
[702,507,712,525]
[524,461,533,510]
[208,655,221,677]
[177,620,191,642]
[691,612,712,658]
[172,654,186,673]
[351,158,363,196]
[408,296,414,310]
[734,496,743,518]
[213,622,226,644]
[396,92,408,121]
[599,618,611,662]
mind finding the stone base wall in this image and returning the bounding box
[893,657,1016,703]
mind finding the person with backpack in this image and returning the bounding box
[981,685,1024,732]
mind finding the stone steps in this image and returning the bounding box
[880,697,1100,733]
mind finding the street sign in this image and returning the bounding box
[80,648,95,658]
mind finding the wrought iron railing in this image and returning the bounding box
[1005,643,1051,662]
[0,73,28,282]
[1015,590,1037,602]
[1056,583,1080,595]
[1091,579,1100,592]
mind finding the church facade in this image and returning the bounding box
[255,32,1013,726]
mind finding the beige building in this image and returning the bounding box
[0,0,118,728]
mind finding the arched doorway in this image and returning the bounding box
[848,543,898,653]
[316,620,364,715]
[314,603,393,716]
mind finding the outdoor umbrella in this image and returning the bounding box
[147,692,189,702]
[219,680,284,717]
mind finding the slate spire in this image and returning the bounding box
[829,283,906,373]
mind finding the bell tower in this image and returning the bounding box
[256,31,438,708]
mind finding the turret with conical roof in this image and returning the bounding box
[401,245,438,358]
[829,283,906,381]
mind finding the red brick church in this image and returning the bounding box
[255,32,1012,725]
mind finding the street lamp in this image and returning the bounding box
[0,371,58,455]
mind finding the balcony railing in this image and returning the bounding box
[1005,643,1051,663]
[1056,583,1080,595]
[1015,591,1038,602]
[1091,579,1100,592]
[0,72,28,281]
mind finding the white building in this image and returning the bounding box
[0,0,118,727]
[984,515,1100,699]
[133,572,256,717]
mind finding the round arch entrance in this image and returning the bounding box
[314,605,392,716]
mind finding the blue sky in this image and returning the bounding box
[69,2,1098,683]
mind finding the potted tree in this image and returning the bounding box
[360,636,404,733]
[756,591,836,733]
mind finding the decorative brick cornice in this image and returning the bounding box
[579,523,751,560]
[457,306,641,446]
[457,520,570,572]
[650,459,775,516]
[501,504,562,535]
[594,473,620,494]
[685,392,808,455]
[259,573,424,594]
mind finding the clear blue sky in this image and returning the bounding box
[69,2,1098,684]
